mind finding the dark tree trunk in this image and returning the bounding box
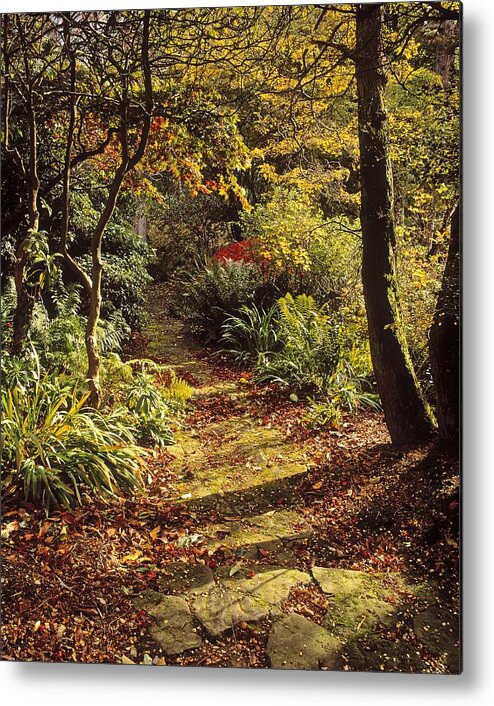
[85,10,153,407]
[59,14,93,300]
[10,16,41,357]
[429,203,460,445]
[355,3,434,445]
[12,98,40,356]
[434,19,458,89]
[85,167,126,407]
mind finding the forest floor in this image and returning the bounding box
[1,282,460,672]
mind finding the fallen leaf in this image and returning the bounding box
[121,655,136,665]
[149,526,161,540]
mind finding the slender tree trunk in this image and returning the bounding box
[434,19,458,89]
[85,10,153,407]
[60,15,92,298]
[429,203,460,445]
[85,167,127,407]
[355,3,434,445]
[12,94,40,355]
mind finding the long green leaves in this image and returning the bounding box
[1,363,145,509]
[255,293,340,393]
[219,302,281,365]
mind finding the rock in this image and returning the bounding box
[312,566,368,595]
[192,584,268,637]
[192,567,310,637]
[135,591,202,655]
[413,607,460,672]
[158,562,215,595]
[205,510,312,553]
[266,614,341,670]
[229,567,310,606]
[313,567,396,639]
[342,638,427,673]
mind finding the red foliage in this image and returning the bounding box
[212,239,256,265]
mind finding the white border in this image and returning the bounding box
[2,0,493,704]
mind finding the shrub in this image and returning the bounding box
[178,259,263,342]
[212,239,257,265]
[3,278,130,376]
[219,302,281,365]
[77,222,152,331]
[1,356,145,508]
[125,360,192,447]
[31,283,129,375]
[1,276,17,348]
[306,357,381,429]
[255,293,340,393]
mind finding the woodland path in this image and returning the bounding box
[130,282,460,672]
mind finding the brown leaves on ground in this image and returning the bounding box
[1,355,459,667]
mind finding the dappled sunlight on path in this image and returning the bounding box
[128,283,461,672]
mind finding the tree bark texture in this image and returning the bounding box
[12,90,40,356]
[429,203,460,445]
[85,10,153,406]
[355,3,434,445]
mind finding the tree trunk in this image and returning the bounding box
[85,10,153,406]
[12,94,40,356]
[355,3,434,445]
[429,203,460,445]
[59,15,93,300]
[434,19,458,89]
[85,167,126,407]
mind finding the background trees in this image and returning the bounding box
[1,3,460,445]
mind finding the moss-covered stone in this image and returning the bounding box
[191,584,269,637]
[134,591,202,655]
[413,607,460,672]
[169,417,309,512]
[266,614,341,670]
[205,509,312,553]
[158,562,215,595]
[313,567,397,639]
[342,638,427,673]
[192,567,310,637]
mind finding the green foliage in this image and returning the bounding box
[124,360,192,447]
[255,293,340,393]
[1,276,17,348]
[99,353,134,407]
[178,259,263,341]
[1,354,144,509]
[20,229,61,292]
[160,369,194,409]
[28,282,129,375]
[126,369,175,448]
[242,188,361,298]
[147,189,235,280]
[219,302,281,365]
[306,356,381,429]
[1,345,40,395]
[77,222,152,331]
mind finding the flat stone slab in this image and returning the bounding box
[135,591,202,655]
[206,509,312,552]
[192,584,269,637]
[312,567,396,639]
[192,567,310,637]
[413,607,460,672]
[342,638,427,673]
[170,417,309,505]
[266,614,341,670]
[158,562,215,595]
